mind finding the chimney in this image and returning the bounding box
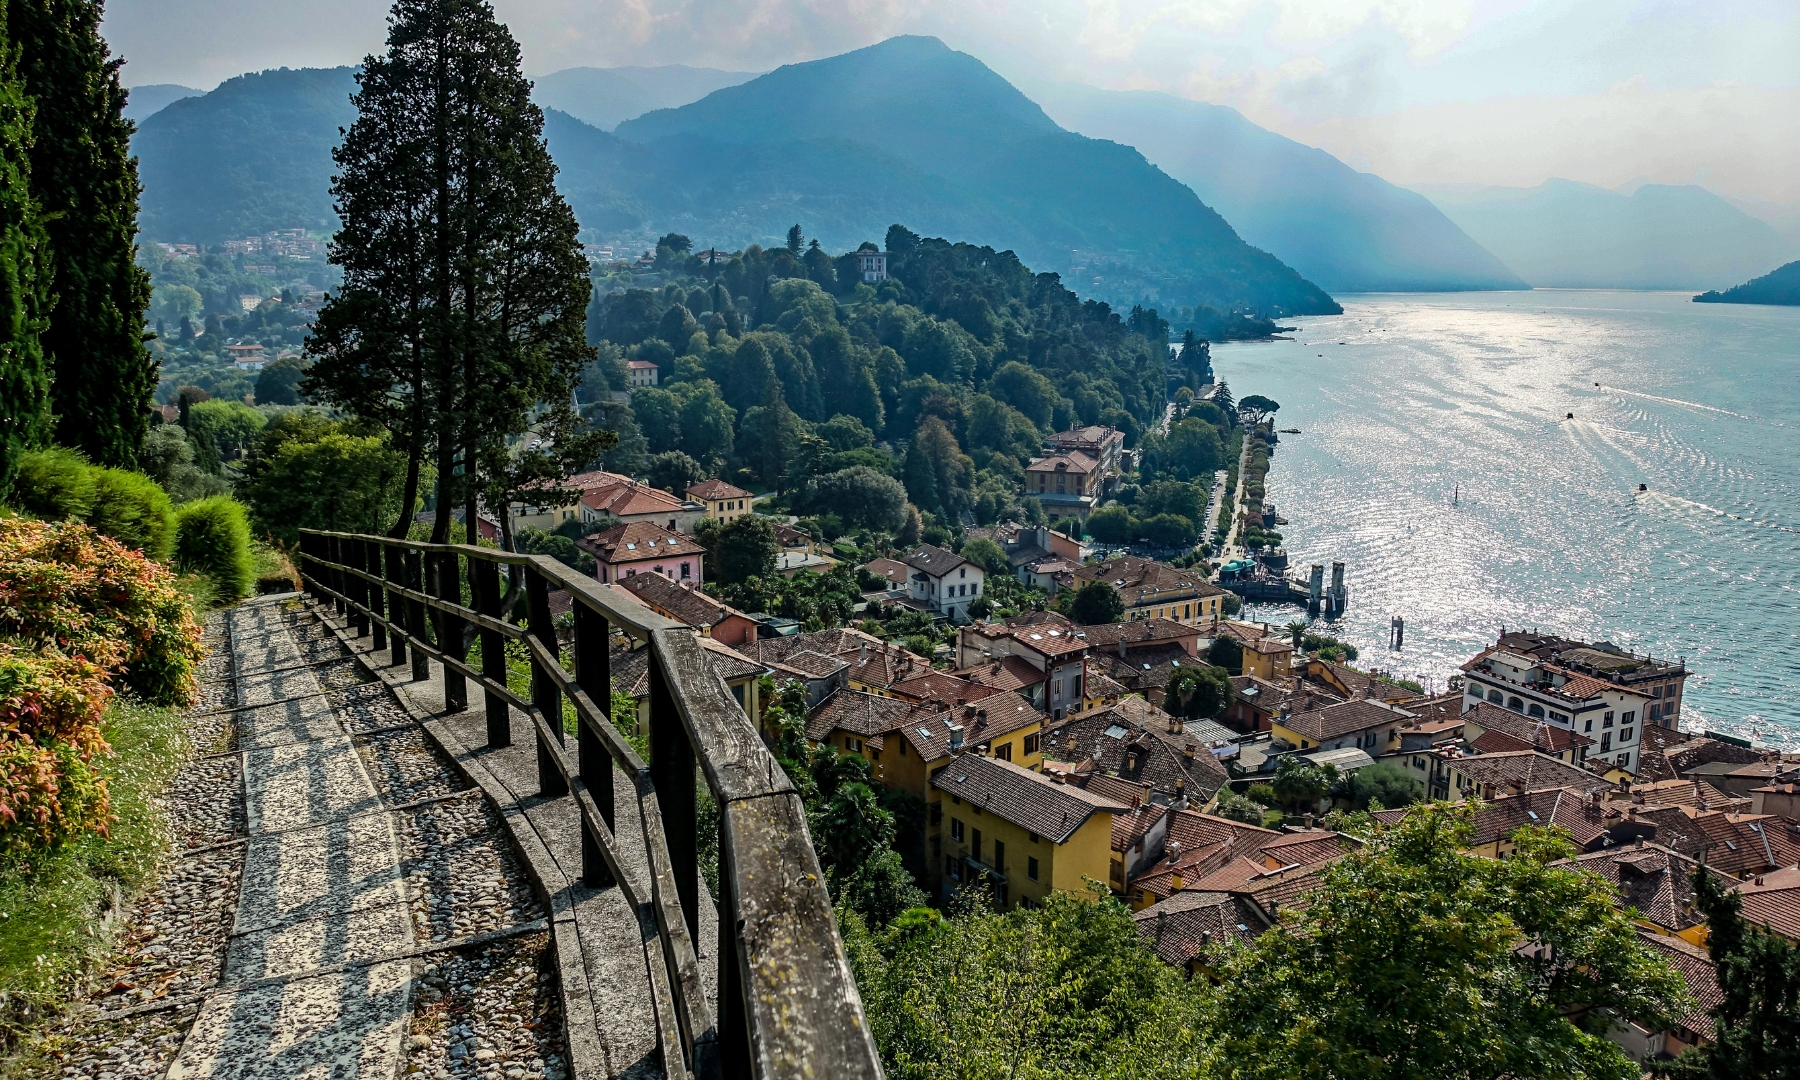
[1166,840,1183,864]
[1303,812,1314,828]
[1118,638,1127,658]
[949,725,964,751]
[1175,777,1187,804]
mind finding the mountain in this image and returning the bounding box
[530,65,758,130]
[124,83,204,122]
[1694,260,1800,306]
[134,67,358,243]
[610,36,1338,317]
[1416,180,1798,290]
[1030,84,1527,294]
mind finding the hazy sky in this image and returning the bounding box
[104,0,1800,205]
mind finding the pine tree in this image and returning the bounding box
[0,1,50,496]
[13,0,153,467]
[308,0,594,542]
[785,224,804,256]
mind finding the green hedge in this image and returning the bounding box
[175,496,254,601]
[10,447,95,521]
[86,468,176,562]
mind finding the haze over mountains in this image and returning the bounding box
[1417,180,1798,291]
[530,65,757,130]
[1032,84,1527,295]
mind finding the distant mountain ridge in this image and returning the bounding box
[610,36,1339,317]
[1030,84,1527,294]
[131,38,1340,319]
[530,65,758,130]
[1694,261,1800,306]
[1417,179,1798,290]
[124,83,203,122]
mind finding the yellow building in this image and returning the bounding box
[686,478,754,523]
[806,690,1047,803]
[930,753,1128,909]
[1270,698,1416,754]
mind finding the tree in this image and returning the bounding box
[657,232,691,254]
[1213,789,1268,825]
[675,379,735,465]
[1165,663,1232,719]
[958,537,1009,576]
[1138,513,1196,549]
[1659,868,1800,1079]
[1210,803,1690,1080]
[800,466,908,533]
[700,513,776,585]
[1207,633,1243,672]
[15,0,154,468]
[1238,394,1281,425]
[646,450,704,493]
[1270,754,1336,813]
[253,355,306,406]
[1086,505,1135,546]
[1158,417,1226,479]
[1069,580,1124,625]
[0,9,50,499]
[1334,761,1422,811]
[631,386,681,454]
[988,361,1058,430]
[305,0,594,543]
[902,416,972,520]
[238,414,418,546]
[785,223,804,256]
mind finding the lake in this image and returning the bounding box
[1218,289,1800,747]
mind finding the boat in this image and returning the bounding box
[1278,427,1301,434]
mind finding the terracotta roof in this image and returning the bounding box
[687,478,751,501]
[1559,843,1726,934]
[1230,675,1343,718]
[1732,866,1800,941]
[579,479,688,519]
[698,637,765,682]
[1025,452,1098,474]
[1637,930,1720,1040]
[1048,425,1124,449]
[1084,669,1130,701]
[577,522,705,563]
[841,640,933,689]
[1164,810,1281,857]
[903,695,1044,761]
[1067,619,1200,649]
[1634,806,1800,877]
[1089,644,1197,695]
[954,655,1044,694]
[890,670,1001,707]
[1618,778,1745,811]
[862,557,912,585]
[1462,787,1616,849]
[610,641,759,700]
[1462,702,1591,753]
[1110,803,1167,852]
[1071,557,1225,606]
[806,689,915,742]
[1446,750,1606,796]
[1280,698,1416,742]
[776,649,848,679]
[617,572,741,630]
[901,544,969,579]
[1312,661,1418,704]
[1043,698,1231,803]
[1135,892,1270,968]
[932,754,1128,843]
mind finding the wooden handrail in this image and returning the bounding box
[295,529,882,1080]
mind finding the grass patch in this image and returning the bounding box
[0,697,189,1045]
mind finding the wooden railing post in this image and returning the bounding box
[346,538,368,637]
[469,555,510,747]
[328,535,345,616]
[574,602,613,887]
[525,565,567,797]
[434,550,468,713]
[405,549,431,682]
[649,653,699,942]
[366,538,387,652]
[384,543,408,669]
[719,836,750,1080]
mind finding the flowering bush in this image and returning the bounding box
[0,518,202,707]
[0,646,114,857]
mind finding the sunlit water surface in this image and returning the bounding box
[1220,290,1800,747]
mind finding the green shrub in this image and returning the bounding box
[174,497,254,601]
[0,647,114,858]
[0,519,203,706]
[9,447,95,521]
[85,467,176,561]
[252,541,299,594]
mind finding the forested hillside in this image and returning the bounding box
[1693,260,1800,306]
[583,226,1231,536]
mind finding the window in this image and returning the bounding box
[1601,732,1612,751]
[1527,703,1545,718]
[680,562,691,580]
[994,742,1012,762]
[1028,832,1039,844]
[951,818,964,843]
[960,568,966,578]
[993,840,1005,872]
[1622,710,1635,724]
[1620,752,1631,769]
[1488,689,1502,704]
[929,802,942,825]
[947,857,961,882]
[1028,856,1039,881]
[625,569,636,578]
[972,829,983,861]
[1584,718,1593,732]
[1621,727,1633,742]
[1603,714,1613,728]
[1023,733,1040,756]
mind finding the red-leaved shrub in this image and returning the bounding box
[0,646,114,857]
[0,519,203,707]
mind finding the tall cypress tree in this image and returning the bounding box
[0,0,51,496]
[13,0,152,468]
[307,0,593,543]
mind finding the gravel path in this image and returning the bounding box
[21,596,571,1080]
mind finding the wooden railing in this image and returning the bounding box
[295,530,882,1080]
